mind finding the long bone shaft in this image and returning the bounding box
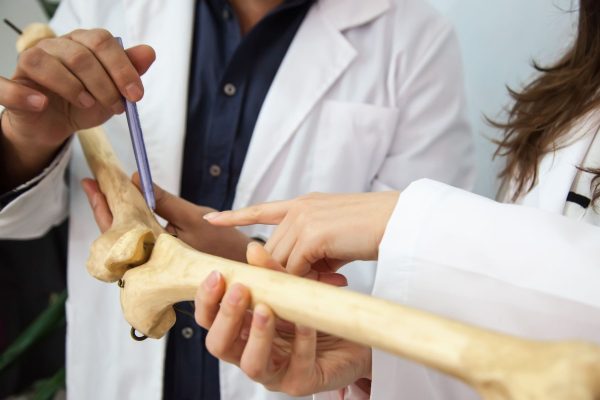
[17,23,600,400]
[123,234,600,400]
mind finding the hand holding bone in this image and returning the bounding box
[82,174,252,263]
[0,24,154,190]
[17,23,600,400]
[194,243,371,397]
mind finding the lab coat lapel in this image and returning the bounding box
[234,0,390,207]
[122,0,195,195]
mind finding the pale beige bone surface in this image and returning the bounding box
[78,128,164,282]
[18,23,600,400]
[17,24,164,282]
[121,234,600,400]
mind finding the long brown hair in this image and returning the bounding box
[493,0,600,202]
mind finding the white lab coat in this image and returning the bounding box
[367,112,600,398]
[0,0,474,399]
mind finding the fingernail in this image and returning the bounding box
[253,305,269,328]
[27,94,46,110]
[125,83,143,100]
[204,271,220,290]
[240,327,250,341]
[111,100,125,114]
[203,212,220,221]
[296,325,312,336]
[226,285,243,306]
[78,91,96,108]
[91,193,99,208]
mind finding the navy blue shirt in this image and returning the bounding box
[163,1,313,399]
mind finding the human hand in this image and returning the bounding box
[0,29,155,187]
[203,191,400,276]
[194,243,371,396]
[81,174,251,262]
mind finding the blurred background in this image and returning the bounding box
[0,0,578,197]
[0,0,579,399]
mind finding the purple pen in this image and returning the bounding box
[116,37,156,211]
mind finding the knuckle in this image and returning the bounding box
[194,308,207,327]
[87,29,115,51]
[65,48,93,71]
[35,38,54,49]
[263,383,280,393]
[110,63,138,88]
[205,334,227,357]
[220,301,235,317]
[3,83,22,102]
[302,223,318,240]
[19,47,46,70]
[98,87,122,107]
[68,28,86,37]
[285,383,307,397]
[249,206,262,220]
[240,360,262,380]
[296,211,310,227]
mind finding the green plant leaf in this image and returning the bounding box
[0,291,67,372]
[32,367,65,400]
[37,0,61,19]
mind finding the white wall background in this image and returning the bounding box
[0,0,47,75]
[0,0,579,198]
[428,0,578,196]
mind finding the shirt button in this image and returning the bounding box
[223,83,237,97]
[222,8,231,20]
[181,327,194,339]
[209,164,222,177]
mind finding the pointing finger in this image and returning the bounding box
[204,201,292,227]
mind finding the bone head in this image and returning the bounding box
[16,23,55,52]
[88,225,156,282]
[467,339,600,399]
[78,128,164,282]
[86,187,164,282]
[119,234,233,338]
[120,234,192,338]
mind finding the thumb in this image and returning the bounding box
[125,45,156,76]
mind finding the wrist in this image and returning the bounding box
[1,110,61,155]
[374,191,400,259]
[0,111,63,190]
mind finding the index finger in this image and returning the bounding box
[203,201,292,227]
[66,29,143,102]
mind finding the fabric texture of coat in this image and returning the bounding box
[367,112,600,398]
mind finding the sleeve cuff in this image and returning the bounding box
[0,138,72,210]
[0,137,72,239]
[374,178,600,309]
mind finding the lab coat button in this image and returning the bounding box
[181,327,194,339]
[209,164,222,177]
[223,83,237,96]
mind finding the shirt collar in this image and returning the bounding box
[205,0,314,16]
